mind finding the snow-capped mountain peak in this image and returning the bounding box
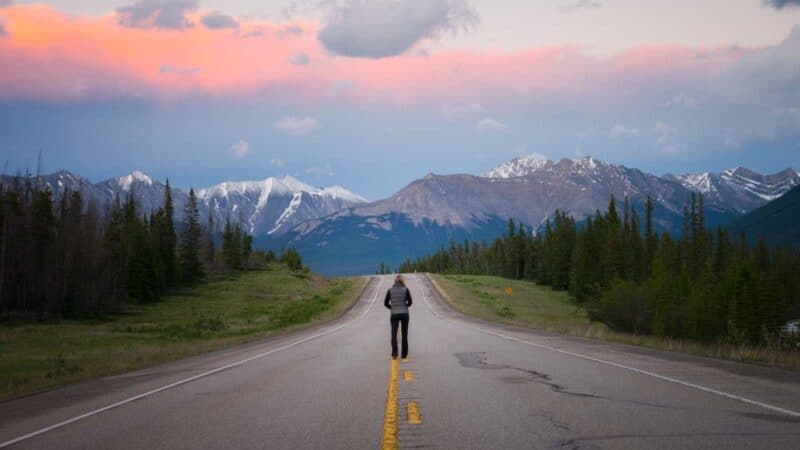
[677,172,715,195]
[21,170,365,238]
[190,174,367,235]
[116,170,154,191]
[484,153,549,178]
[320,185,368,203]
[676,166,799,210]
[276,175,316,194]
[485,154,615,179]
[197,175,363,202]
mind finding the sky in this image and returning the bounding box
[1,0,799,200]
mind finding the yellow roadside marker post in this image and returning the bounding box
[503,286,513,315]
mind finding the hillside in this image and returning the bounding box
[729,185,800,247]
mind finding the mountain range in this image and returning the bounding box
[0,170,367,237]
[4,155,797,276]
[269,155,798,275]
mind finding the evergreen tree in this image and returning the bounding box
[179,188,203,283]
[400,192,799,347]
[159,180,177,288]
[204,210,215,269]
[644,195,656,277]
[231,223,243,270]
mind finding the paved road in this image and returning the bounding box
[1,274,799,449]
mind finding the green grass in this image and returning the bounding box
[432,274,605,335]
[0,264,368,401]
[431,274,800,370]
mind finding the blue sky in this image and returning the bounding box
[1,1,799,199]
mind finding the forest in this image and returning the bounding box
[0,174,301,320]
[399,194,800,347]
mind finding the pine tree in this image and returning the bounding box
[222,215,233,271]
[160,180,177,288]
[241,233,252,269]
[644,195,656,277]
[31,188,55,316]
[179,188,203,283]
[231,223,243,270]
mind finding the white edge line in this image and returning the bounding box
[0,276,386,448]
[415,274,800,418]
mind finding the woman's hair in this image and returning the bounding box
[394,275,405,286]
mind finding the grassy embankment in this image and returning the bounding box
[0,264,367,401]
[432,274,800,370]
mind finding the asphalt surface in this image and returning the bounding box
[1,274,799,449]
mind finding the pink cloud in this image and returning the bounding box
[0,4,755,105]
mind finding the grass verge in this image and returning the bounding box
[431,273,800,370]
[0,264,368,401]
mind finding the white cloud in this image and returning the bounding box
[304,163,334,176]
[270,158,285,167]
[654,121,686,153]
[273,116,319,136]
[441,103,485,119]
[723,135,742,149]
[667,93,698,108]
[229,140,249,158]
[476,117,506,132]
[317,0,479,58]
[609,124,640,138]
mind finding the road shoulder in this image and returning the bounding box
[420,273,800,416]
[0,276,381,445]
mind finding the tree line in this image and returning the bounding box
[0,173,267,320]
[399,194,800,346]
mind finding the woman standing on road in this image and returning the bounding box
[384,275,413,360]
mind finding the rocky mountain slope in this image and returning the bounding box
[671,167,799,213]
[273,156,797,275]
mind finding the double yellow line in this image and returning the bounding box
[381,359,400,449]
[381,359,422,449]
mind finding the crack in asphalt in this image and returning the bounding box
[454,352,602,399]
[533,412,573,432]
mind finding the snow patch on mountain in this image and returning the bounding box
[484,153,548,178]
[269,192,303,235]
[676,166,799,208]
[117,170,153,191]
[19,170,365,238]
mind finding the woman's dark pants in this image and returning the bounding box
[390,313,410,358]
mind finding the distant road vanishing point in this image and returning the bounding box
[1,275,799,449]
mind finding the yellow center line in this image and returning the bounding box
[404,370,413,381]
[381,359,399,450]
[407,401,422,425]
